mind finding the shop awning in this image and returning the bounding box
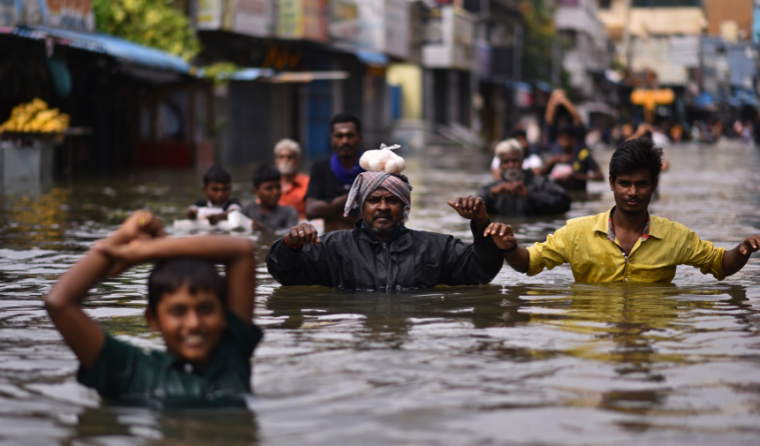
[219,68,349,83]
[6,25,191,74]
[354,50,388,67]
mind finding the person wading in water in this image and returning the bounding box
[496,137,760,283]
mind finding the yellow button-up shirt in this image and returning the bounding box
[526,207,726,283]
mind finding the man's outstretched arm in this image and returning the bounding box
[723,235,760,276]
[266,222,335,287]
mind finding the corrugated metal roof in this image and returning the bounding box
[9,25,191,74]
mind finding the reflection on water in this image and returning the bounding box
[1,141,760,445]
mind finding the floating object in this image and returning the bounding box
[359,143,406,174]
[173,209,252,232]
[550,164,574,181]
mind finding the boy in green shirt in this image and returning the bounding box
[45,211,261,407]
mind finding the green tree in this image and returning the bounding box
[93,0,201,60]
[520,0,556,84]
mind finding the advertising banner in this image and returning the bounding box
[196,0,223,30]
[232,0,273,37]
[328,0,358,44]
[2,0,93,31]
[44,0,94,31]
[277,0,326,42]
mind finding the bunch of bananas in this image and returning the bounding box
[0,99,71,134]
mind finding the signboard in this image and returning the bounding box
[384,0,408,59]
[329,0,358,44]
[422,6,473,70]
[0,0,93,30]
[328,0,409,58]
[45,0,94,31]
[232,0,273,37]
[196,0,223,30]
[277,0,327,42]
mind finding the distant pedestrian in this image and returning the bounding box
[304,112,366,233]
[544,89,585,155]
[541,126,603,192]
[242,165,298,232]
[274,139,309,218]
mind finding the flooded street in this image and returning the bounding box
[1,141,760,445]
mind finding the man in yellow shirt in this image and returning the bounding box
[483,137,760,283]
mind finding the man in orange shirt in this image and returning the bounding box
[274,139,309,218]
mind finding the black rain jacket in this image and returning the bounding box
[266,220,505,292]
[479,169,572,218]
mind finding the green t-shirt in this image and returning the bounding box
[77,313,263,408]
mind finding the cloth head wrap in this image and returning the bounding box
[343,171,413,221]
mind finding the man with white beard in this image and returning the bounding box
[479,139,572,218]
[273,139,310,218]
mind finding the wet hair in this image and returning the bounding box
[147,257,226,314]
[203,166,232,186]
[330,112,362,135]
[609,137,663,182]
[511,129,527,139]
[557,126,576,138]
[252,164,281,188]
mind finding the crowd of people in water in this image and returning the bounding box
[43,89,760,408]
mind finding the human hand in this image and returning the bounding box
[95,237,157,276]
[113,210,165,244]
[513,181,528,197]
[286,222,321,245]
[447,195,489,226]
[207,212,228,225]
[739,235,760,256]
[186,207,198,220]
[483,222,517,251]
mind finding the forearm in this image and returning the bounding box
[305,198,345,219]
[504,246,530,273]
[46,249,113,311]
[135,236,253,264]
[722,246,751,276]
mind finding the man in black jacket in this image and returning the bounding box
[266,171,512,291]
[480,140,571,217]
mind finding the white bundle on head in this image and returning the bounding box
[359,143,406,174]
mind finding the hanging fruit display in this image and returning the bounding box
[0,99,71,134]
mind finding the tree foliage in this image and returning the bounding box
[93,0,201,60]
[520,0,556,84]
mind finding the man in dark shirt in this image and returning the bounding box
[542,126,603,192]
[304,112,366,233]
[480,143,571,217]
[544,89,586,155]
[267,171,513,291]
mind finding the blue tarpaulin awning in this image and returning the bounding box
[354,50,388,67]
[8,25,191,74]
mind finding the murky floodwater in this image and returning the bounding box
[1,140,759,445]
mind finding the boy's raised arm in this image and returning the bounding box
[45,211,164,369]
[99,235,256,324]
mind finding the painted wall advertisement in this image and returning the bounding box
[1,0,93,31]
